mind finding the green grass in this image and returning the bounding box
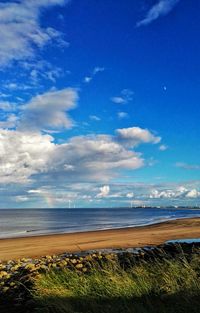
[33,254,200,313]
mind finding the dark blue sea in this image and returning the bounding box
[0,207,200,239]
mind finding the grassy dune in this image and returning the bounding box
[1,245,200,312]
[34,252,200,313]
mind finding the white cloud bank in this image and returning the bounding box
[136,0,180,27]
[0,130,143,184]
[150,186,200,199]
[0,123,162,185]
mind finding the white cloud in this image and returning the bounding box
[83,66,105,83]
[117,112,129,119]
[111,89,134,104]
[0,97,164,200]
[89,115,101,121]
[17,60,66,86]
[2,81,35,92]
[0,128,147,185]
[30,67,63,84]
[0,0,68,67]
[111,97,126,104]
[136,0,180,27]
[159,144,168,151]
[97,185,110,198]
[28,189,43,194]
[19,88,78,131]
[93,67,105,74]
[2,177,200,208]
[1,87,161,187]
[54,134,144,182]
[84,76,92,83]
[150,189,175,199]
[0,130,55,183]
[186,189,200,199]
[116,127,161,147]
[149,186,200,200]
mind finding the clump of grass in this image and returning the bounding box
[33,254,200,313]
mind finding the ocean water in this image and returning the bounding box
[0,207,200,239]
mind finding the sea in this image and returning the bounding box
[0,207,200,239]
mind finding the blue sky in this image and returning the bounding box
[0,0,199,208]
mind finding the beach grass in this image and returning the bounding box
[1,245,200,312]
[33,252,200,313]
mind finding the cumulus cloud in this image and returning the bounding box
[111,89,134,104]
[186,189,200,199]
[150,189,175,199]
[19,88,78,131]
[0,83,161,188]
[136,0,180,27]
[0,0,68,66]
[0,87,78,131]
[0,130,55,183]
[149,186,200,200]
[116,127,161,147]
[52,134,145,182]
[0,128,148,184]
[0,76,164,201]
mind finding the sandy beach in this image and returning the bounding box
[0,217,200,261]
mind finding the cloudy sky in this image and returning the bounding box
[0,0,199,208]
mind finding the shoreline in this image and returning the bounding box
[0,214,198,240]
[1,217,200,261]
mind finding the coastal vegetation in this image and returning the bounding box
[1,243,200,312]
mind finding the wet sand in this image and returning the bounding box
[0,217,200,261]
